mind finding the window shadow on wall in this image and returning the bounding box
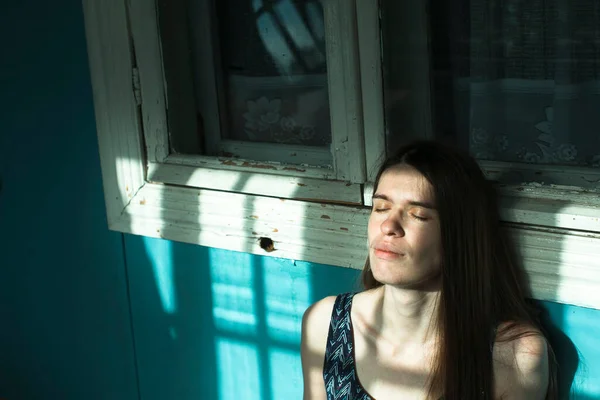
[121,162,219,399]
[123,163,315,399]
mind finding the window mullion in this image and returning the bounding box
[323,0,366,183]
[129,0,170,163]
[188,0,223,157]
[355,0,386,184]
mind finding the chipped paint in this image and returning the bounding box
[321,215,331,219]
[283,167,307,172]
[241,162,277,170]
[305,198,363,206]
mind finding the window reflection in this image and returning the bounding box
[382,0,600,171]
[216,0,332,148]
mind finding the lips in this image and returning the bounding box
[374,242,403,254]
[374,249,402,260]
[373,243,405,260]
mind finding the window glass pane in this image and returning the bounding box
[381,0,600,180]
[161,0,332,167]
[216,0,331,147]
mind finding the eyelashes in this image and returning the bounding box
[372,208,429,221]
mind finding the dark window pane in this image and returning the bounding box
[382,0,600,172]
[161,0,332,165]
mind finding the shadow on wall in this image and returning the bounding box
[119,139,361,400]
[538,306,580,399]
[123,210,361,399]
[0,1,141,398]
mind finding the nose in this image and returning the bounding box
[380,212,405,237]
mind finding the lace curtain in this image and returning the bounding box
[454,0,600,166]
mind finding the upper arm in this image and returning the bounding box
[300,296,336,400]
[494,332,550,400]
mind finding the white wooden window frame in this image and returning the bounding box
[136,0,367,205]
[83,0,600,310]
[186,0,336,167]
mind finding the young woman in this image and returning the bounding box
[301,141,557,399]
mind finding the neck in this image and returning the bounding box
[377,283,441,346]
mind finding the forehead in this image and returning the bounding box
[376,165,434,202]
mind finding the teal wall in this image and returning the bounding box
[0,1,598,399]
[0,2,138,399]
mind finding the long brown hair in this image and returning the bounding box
[361,140,557,399]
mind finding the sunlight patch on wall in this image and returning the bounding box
[210,249,257,335]
[216,337,262,400]
[269,347,303,400]
[263,259,312,343]
[143,237,177,314]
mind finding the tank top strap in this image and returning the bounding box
[323,292,372,399]
[323,292,355,365]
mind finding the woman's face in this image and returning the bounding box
[368,165,442,289]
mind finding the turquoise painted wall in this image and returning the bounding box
[0,1,138,399]
[0,1,598,399]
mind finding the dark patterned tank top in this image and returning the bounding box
[322,292,497,400]
[322,292,373,400]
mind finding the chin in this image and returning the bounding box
[371,263,441,289]
[370,265,411,286]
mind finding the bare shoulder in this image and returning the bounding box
[494,322,549,370]
[301,295,337,352]
[493,322,550,399]
[300,296,337,400]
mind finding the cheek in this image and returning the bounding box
[412,227,442,254]
[422,234,442,262]
[367,215,379,243]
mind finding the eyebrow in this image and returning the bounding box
[372,193,437,210]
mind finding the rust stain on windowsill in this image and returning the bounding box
[283,167,306,172]
[242,162,277,170]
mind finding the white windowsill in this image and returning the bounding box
[115,181,600,310]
